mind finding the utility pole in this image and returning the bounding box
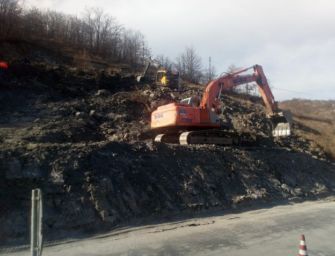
[208,56,212,81]
[142,42,145,65]
[31,189,43,256]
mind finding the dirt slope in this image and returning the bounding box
[0,56,335,248]
[280,99,335,159]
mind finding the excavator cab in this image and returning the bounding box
[180,96,200,107]
[156,68,180,89]
[156,69,168,86]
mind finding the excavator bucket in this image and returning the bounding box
[270,111,291,137]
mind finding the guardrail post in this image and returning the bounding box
[31,188,43,256]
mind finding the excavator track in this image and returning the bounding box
[180,130,253,146]
[179,131,237,145]
[154,133,180,144]
[154,129,257,146]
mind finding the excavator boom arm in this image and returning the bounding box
[200,65,277,115]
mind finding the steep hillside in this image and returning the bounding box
[0,43,334,249]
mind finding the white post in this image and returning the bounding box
[31,189,43,256]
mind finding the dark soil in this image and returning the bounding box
[0,60,334,248]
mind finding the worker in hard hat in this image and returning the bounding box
[161,73,167,86]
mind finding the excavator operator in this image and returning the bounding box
[160,72,167,86]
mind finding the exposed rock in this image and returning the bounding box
[75,111,84,117]
[95,89,110,96]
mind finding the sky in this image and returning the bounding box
[25,0,335,100]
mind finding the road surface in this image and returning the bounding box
[4,199,335,256]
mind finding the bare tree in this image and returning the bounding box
[0,2,151,67]
[120,29,150,67]
[84,8,115,54]
[203,65,216,83]
[176,47,203,83]
[44,11,67,41]
[227,64,239,74]
[0,0,22,39]
[156,54,172,69]
[22,8,47,40]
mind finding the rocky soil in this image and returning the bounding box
[0,61,334,248]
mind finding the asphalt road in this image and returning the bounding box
[4,199,335,256]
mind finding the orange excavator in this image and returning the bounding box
[150,64,290,145]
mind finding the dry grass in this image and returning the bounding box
[280,99,335,159]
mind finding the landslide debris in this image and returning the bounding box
[0,61,334,248]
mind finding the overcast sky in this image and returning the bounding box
[25,0,335,100]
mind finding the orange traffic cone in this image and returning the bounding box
[298,234,308,256]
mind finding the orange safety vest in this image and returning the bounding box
[161,75,167,85]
